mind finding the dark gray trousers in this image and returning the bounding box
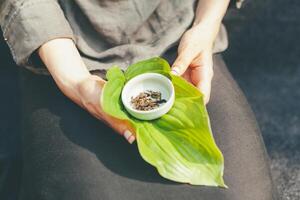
[18,53,278,200]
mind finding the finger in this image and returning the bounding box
[182,68,192,82]
[123,130,136,144]
[192,55,213,105]
[93,115,136,144]
[105,115,136,144]
[114,122,136,144]
[171,49,195,76]
[196,73,212,105]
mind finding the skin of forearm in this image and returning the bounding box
[193,0,230,36]
[38,38,97,106]
[38,38,134,142]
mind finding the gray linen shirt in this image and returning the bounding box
[0,0,244,74]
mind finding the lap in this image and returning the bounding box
[208,56,277,199]
[18,55,277,200]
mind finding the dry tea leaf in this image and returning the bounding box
[130,90,167,111]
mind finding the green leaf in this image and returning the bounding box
[101,57,226,187]
[101,66,128,120]
[125,57,171,80]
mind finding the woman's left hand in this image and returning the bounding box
[172,23,219,104]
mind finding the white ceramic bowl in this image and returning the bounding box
[121,73,175,120]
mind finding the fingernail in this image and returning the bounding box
[171,68,179,75]
[123,130,132,140]
[128,135,136,144]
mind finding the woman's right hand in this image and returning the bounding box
[77,74,136,144]
[38,38,135,144]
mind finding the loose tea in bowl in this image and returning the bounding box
[121,72,175,120]
[130,90,167,111]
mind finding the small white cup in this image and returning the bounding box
[121,73,175,120]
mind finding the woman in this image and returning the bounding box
[0,0,278,199]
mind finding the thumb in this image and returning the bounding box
[171,50,195,76]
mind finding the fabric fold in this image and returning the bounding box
[0,0,74,70]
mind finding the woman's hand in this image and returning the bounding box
[77,74,136,144]
[38,38,135,144]
[172,24,215,104]
[172,0,230,104]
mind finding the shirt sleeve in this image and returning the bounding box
[0,0,75,70]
